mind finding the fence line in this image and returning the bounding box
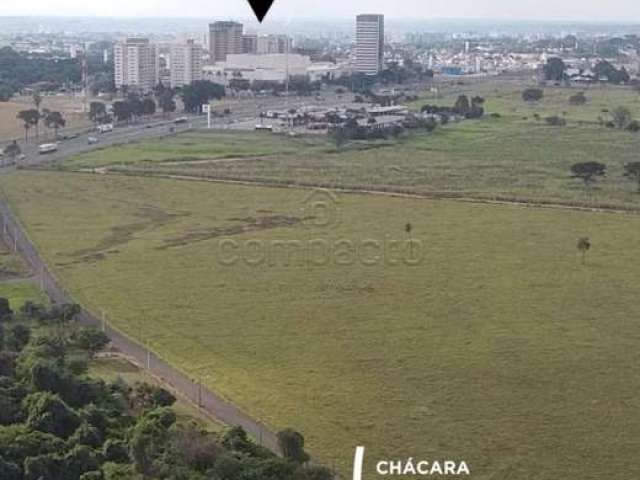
[0,193,280,454]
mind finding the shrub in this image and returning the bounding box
[545,116,567,126]
[522,88,544,102]
[625,120,640,132]
[569,92,587,105]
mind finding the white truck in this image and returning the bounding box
[97,123,114,134]
[38,143,59,155]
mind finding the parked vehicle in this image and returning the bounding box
[88,137,99,145]
[38,143,58,154]
[174,117,189,124]
[255,124,273,131]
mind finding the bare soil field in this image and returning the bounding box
[0,94,93,142]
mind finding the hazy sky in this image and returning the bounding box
[1,0,639,22]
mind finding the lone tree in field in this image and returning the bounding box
[570,161,606,188]
[577,237,591,265]
[405,222,415,256]
[16,109,40,142]
[623,162,640,192]
[3,141,21,166]
[611,106,633,129]
[43,110,66,138]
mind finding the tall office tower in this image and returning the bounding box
[355,14,385,75]
[208,21,243,62]
[242,34,258,54]
[114,37,158,92]
[170,39,203,88]
[256,34,291,54]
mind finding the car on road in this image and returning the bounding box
[38,143,59,154]
[174,117,189,124]
[97,123,114,134]
[88,137,99,145]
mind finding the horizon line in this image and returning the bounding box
[1,14,640,24]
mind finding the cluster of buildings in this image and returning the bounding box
[114,37,203,91]
[113,15,387,94]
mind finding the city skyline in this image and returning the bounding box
[2,0,640,22]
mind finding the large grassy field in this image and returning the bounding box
[0,280,46,309]
[60,81,640,210]
[3,170,640,478]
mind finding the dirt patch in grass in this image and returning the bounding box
[66,205,186,263]
[159,214,304,250]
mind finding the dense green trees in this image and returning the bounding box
[181,80,225,113]
[0,47,82,101]
[0,299,329,480]
[594,60,630,84]
[89,102,109,126]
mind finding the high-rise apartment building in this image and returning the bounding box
[355,14,384,75]
[170,39,203,88]
[208,21,243,62]
[114,38,158,92]
[242,34,258,54]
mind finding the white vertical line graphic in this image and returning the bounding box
[353,446,366,480]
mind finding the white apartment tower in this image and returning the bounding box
[355,14,385,75]
[114,38,158,92]
[209,21,243,62]
[170,39,203,88]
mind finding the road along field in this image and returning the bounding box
[2,169,640,478]
[60,100,640,211]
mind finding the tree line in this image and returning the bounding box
[0,48,82,102]
[89,81,227,125]
[0,298,334,480]
[570,160,640,192]
[16,92,66,142]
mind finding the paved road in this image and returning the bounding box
[4,91,355,167]
[14,117,202,167]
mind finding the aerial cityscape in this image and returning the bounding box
[0,2,640,480]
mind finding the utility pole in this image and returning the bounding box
[81,47,88,114]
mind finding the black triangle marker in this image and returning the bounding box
[247,0,275,22]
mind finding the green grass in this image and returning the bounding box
[0,280,46,309]
[59,130,337,169]
[0,238,31,278]
[90,356,223,432]
[59,82,640,210]
[408,74,640,122]
[3,170,640,479]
